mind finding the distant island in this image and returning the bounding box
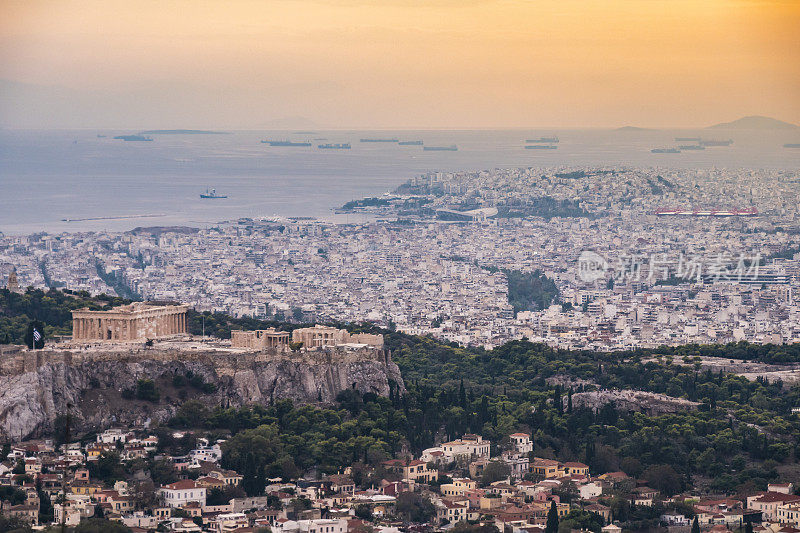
[615,126,656,132]
[706,115,798,130]
[113,134,153,141]
[138,129,227,135]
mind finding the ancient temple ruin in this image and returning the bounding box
[71,302,189,342]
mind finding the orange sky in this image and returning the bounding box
[1,0,798,128]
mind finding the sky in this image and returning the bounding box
[1,0,799,129]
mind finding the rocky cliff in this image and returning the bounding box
[0,347,405,442]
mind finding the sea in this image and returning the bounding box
[1,128,798,235]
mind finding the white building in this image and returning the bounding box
[97,428,132,444]
[158,480,207,508]
[274,518,348,533]
[509,433,533,454]
[440,434,491,460]
[213,512,249,532]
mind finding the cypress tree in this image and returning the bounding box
[546,501,559,533]
[691,516,700,533]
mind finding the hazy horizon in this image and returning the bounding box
[2,0,800,130]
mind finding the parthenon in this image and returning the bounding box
[72,303,189,342]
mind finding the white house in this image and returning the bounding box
[158,480,207,508]
[440,434,491,460]
[213,512,249,531]
[661,513,690,526]
[97,428,132,444]
[578,481,603,500]
[509,433,533,454]
[274,518,348,533]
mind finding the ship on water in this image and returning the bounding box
[525,145,557,150]
[423,145,458,151]
[318,143,351,149]
[526,137,559,143]
[675,137,701,142]
[360,138,399,143]
[200,188,227,199]
[261,140,312,147]
[700,139,733,146]
[113,135,153,141]
[651,148,681,153]
[678,145,705,150]
[398,140,423,145]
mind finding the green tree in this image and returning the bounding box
[643,464,683,496]
[558,509,603,533]
[481,460,511,485]
[546,501,559,533]
[395,492,435,523]
[72,518,133,532]
[135,379,160,402]
[354,504,373,520]
[450,524,500,533]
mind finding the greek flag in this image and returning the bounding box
[32,328,41,342]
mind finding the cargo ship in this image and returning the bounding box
[700,139,733,146]
[651,148,680,153]
[318,143,351,149]
[360,138,399,143]
[678,145,705,150]
[526,137,559,143]
[261,140,312,147]
[675,137,701,142]
[200,188,227,199]
[423,145,458,151]
[525,145,558,150]
[114,135,153,141]
[398,140,423,145]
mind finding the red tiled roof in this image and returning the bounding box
[162,480,201,490]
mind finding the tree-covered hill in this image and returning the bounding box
[3,289,800,496]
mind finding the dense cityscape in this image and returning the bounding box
[3,0,800,531]
[2,166,798,350]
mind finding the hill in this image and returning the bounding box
[2,288,800,498]
[615,126,656,132]
[707,115,799,130]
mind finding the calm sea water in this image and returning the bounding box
[1,129,798,234]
